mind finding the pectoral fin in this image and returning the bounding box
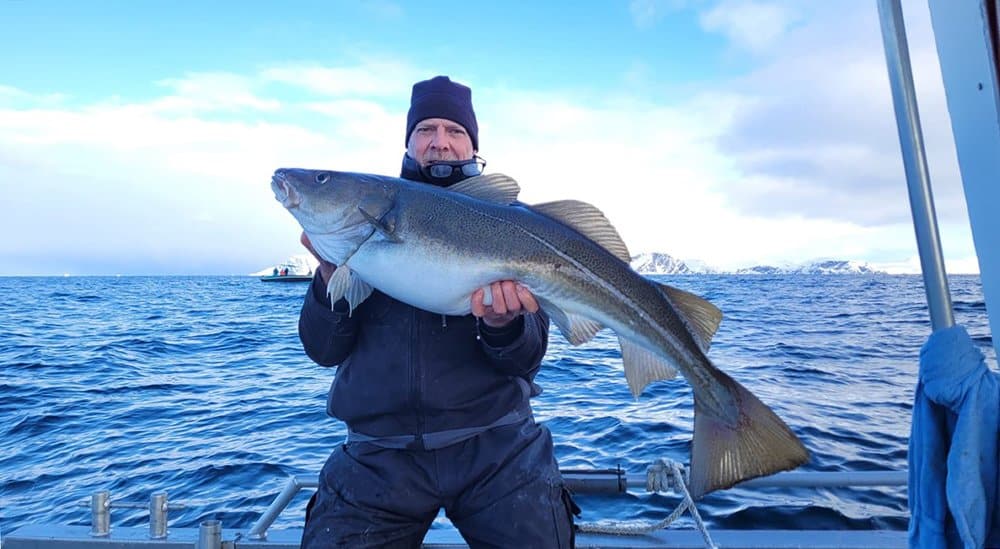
[536,297,605,345]
[619,337,679,398]
[359,206,402,243]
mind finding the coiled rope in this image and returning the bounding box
[575,458,717,549]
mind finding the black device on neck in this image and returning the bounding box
[401,154,486,186]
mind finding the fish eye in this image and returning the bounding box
[315,172,330,184]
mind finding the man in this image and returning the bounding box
[298,76,577,548]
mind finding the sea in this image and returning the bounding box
[0,274,993,539]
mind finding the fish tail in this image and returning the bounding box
[687,371,809,499]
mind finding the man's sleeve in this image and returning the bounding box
[298,272,359,366]
[479,309,550,377]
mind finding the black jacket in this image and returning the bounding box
[298,166,550,440]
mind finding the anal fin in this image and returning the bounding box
[619,337,678,397]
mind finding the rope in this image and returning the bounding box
[575,459,718,549]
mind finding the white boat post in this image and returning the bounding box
[877,0,955,331]
[926,0,1000,359]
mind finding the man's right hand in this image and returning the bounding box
[300,232,336,286]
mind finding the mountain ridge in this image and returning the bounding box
[254,252,890,277]
[630,252,888,275]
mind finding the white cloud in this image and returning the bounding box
[260,63,422,98]
[151,72,281,113]
[475,86,934,272]
[699,1,800,54]
[0,67,408,274]
[876,255,980,275]
[0,2,981,277]
[621,1,959,266]
[628,0,690,29]
[694,0,971,252]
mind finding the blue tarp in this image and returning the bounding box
[909,325,1000,548]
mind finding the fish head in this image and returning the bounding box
[272,168,349,224]
[271,168,396,265]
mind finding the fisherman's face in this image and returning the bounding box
[407,117,475,167]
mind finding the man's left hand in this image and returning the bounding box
[471,281,539,328]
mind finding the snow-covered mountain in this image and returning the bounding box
[251,254,319,276]
[630,253,695,274]
[735,259,886,275]
[630,253,887,275]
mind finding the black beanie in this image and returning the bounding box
[405,75,479,151]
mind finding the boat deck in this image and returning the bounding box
[2,469,912,549]
[3,523,908,548]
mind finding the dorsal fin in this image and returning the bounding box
[531,200,631,263]
[658,283,723,353]
[448,173,520,204]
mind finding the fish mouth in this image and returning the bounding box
[271,170,301,209]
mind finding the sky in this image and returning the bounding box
[0,0,984,275]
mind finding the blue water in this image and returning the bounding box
[0,274,993,537]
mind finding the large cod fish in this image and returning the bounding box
[271,168,808,498]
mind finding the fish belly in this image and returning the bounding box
[348,243,508,316]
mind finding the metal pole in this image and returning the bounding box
[89,490,110,537]
[877,0,954,331]
[622,469,907,491]
[197,520,222,549]
[148,492,168,539]
[247,475,309,540]
[564,469,907,492]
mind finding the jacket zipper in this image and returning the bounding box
[409,306,424,448]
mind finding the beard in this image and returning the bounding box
[420,150,464,164]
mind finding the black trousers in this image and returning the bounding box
[301,420,578,548]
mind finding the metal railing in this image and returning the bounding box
[83,490,223,548]
[71,467,907,542]
[245,468,907,540]
[86,490,183,539]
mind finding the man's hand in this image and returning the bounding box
[300,232,336,285]
[471,281,539,328]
